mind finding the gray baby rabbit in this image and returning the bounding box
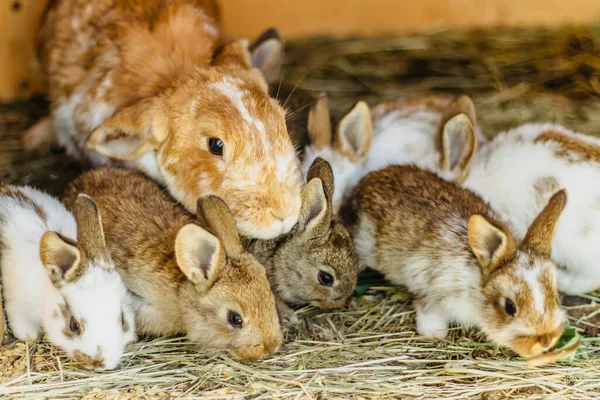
[339,165,567,359]
[246,158,358,322]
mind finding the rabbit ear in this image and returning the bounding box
[334,101,372,161]
[522,190,567,258]
[196,196,244,259]
[213,39,254,70]
[175,224,225,289]
[307,93,332,149]
[468,215,516,276]
[39,231,83,287]
[250,28,284,84]
[86,97,166,161]
[456,95,477,127]
[439,113,477,181]
[75,194,112,269]
[307,157,334,211]
[297,178,330,237]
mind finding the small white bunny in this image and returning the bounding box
[0,187,136,370]
[301,94,484,212]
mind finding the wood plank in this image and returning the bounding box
[0,0,49,102]
[219,0,600,39]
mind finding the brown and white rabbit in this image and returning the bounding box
[0,188,136,370]
[62,169,282,360]
[247,158,358,323]
[302,94,483,212]
[28,0,302,240]
[338,165,567,359]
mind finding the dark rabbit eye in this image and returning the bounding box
[318,271,334,287]
[227,311,243,328]
[208,137,224,156]
[504,298,517,316]
[70,317,82,335]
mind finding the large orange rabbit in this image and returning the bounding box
[28,0,302,240]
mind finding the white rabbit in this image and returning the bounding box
[0,187,136,370]
[454,122,600,295]
[301,93,484,212]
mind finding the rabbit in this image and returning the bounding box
[338,165,568,359]
[448,121,600,295]
[0,187,136,370]
[62,169,282,360]
[26,0,303,240]
[246,158,359,323]
[302,93,484,213]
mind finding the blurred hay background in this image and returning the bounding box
[2,26,600,399]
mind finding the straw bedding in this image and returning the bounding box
[1,26,600,399]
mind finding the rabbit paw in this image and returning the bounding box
[416,308,448,339]
[277,300,299,325]
[10,319,40,342]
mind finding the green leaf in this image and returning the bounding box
[353,268,389,296]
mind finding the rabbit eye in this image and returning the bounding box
[208,137,224,156]
[504,298,517,317]
[227,311,243,328]
[318,271,334,287]
[70,317,82,335]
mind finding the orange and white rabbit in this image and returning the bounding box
[28,0,302,240]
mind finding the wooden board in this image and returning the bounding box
[219,0,600,39]
[0,0,49,102]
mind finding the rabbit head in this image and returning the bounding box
[86,37,302,240]
[469,190,568,358]
[175,196,282,360]
[39,195,136,370]
[268,158,358,309]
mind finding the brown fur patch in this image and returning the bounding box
[0,186,48,222]
[121,311,130,333]
[535,130,600,163]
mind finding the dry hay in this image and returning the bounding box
[2,25,600,399]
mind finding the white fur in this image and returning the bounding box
[0,186,135,370]
[211,78,266,135]
[463,123,600,294]
[302,104,483,211]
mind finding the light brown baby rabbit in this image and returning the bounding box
[339,165,567,359]
[63,171,282,360]
[246,158,358,322]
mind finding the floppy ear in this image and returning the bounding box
[75,194,112,269]
[522,189,567,258]
[250,28,284,84]
[439,113,477,181]
[175,223,225,289]
[307,93,332,149]
[307,157,334,212]
[334,101,372,161]
[39,231,83,287]
[196,196,244,259]
[468,215,516,276]
[86,97,166,161]
[297,178,330,237]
